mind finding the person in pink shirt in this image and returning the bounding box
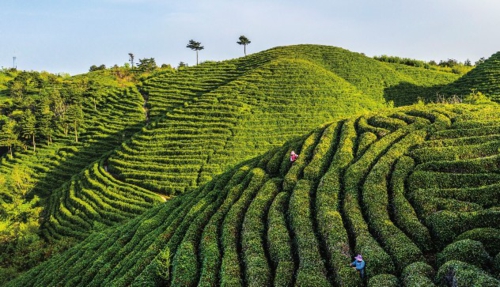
[290,151,298,162]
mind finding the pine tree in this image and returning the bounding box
[20,110,37,152]
[37,96,54,145]
[0,119,20,157]
[237,35,251,56]
[66,104,84,142]
[186,40,204,65]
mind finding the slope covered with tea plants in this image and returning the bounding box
[0,69,163,280]
[1,45,495,282]
[107,44,459,196]
[32,44,463,245]
[9,102,500,287]
[441,51,500,102]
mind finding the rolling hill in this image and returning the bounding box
[30,45,465,243]
[441,51,500,102]
[109,44,460,194]
[8,102,500,287]
[1,44,499,285]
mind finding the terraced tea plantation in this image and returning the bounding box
[107,44,459,196]
[40,44,463,242]
[0,85,163,241]
[10,103,500,287]
[1,45,463,249]
[442,51,500,102]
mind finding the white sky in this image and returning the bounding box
[1,0,499,75]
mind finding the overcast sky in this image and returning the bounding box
[1,0,499,75]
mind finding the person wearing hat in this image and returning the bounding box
[290,151,298,162]
[350,254,366,278]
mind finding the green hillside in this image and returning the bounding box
[108,44,459,195]
[0,45,493,282]
[441,51,500,102]
[0,69,164,278]
[8,103,500,286]
[32,45,464,244]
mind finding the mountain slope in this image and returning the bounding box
[108,44,459,195]
[13,45,462,245]
[441,51,500,101]
[0,45,468,279]
[9,102,500,287]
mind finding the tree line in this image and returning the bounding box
[0,72,95,157]
[88,35,252,73]
[0,71,92,282]
[373,55,477,75]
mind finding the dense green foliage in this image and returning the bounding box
[1,45,499,285]
[441,51,500,102]
[374,55,475,75]
[0,69,18,102]
[8,103,500,286]
[108,44,459,198]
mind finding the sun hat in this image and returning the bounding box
[355,254,363,261]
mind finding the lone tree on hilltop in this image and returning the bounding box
[237,35,251,56]
[186,39,204,65]
[128,53,135,68]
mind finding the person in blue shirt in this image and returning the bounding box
[350,254,366,278]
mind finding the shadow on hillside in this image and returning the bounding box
[26,121,146,217]
[383,82,448,107]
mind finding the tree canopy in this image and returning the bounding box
[186,39,204,65]
[237,35,251,56]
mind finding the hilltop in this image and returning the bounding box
[109,44,459,194]
[8,102,500,286]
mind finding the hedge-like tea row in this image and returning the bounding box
[289,180,330,286]
[267,191,294,286]
[437,239,492,269]
[368,274,399,287]
[436,260,500,286]
[197,165,254,286]
[315,119,362,285]
[401,262,436,287]
[361,130,426,272]
[390,156,433,252]
[241,178,281,286]
[220,168,268,286]
[455,228,500,255]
